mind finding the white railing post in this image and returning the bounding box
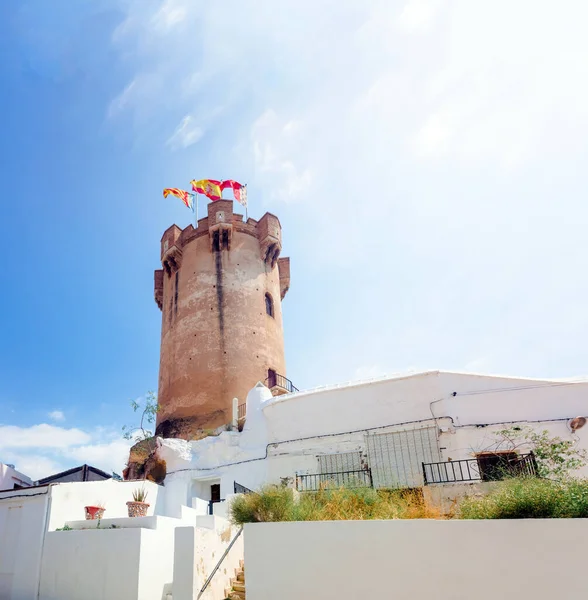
[232,397,238,430]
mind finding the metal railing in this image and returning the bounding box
[207,499,225,515]
[266,372,299,393]
[296,469,373,492]
[234,481,254,495]
[238,403,246,420]
[197,526,244,599]
[422,453,538,485]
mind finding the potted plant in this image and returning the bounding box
[84,503,105,520]
[127,487,149,517]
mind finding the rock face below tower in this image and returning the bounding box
[153,200,290,440]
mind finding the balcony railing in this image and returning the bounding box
[422,452,538,485]
[266,372,299,393]
[234,481,254,495]
[237,403,246,420]
[296,469,373,492]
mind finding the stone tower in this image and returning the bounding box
[153,199,291,439]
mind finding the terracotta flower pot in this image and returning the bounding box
[85,506,105,520]
[127,501,149,517]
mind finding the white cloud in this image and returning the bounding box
[48,410,65,422]
[0,423,130,480]
[1,453,63,481]
[107,0,588,381]
[396,0,440,33]
[152,0,187,30]
[0,424,90,449]
[107,79,136,119]
[63,439,131,476]
[166,115,203,149]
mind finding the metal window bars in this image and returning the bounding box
[296,469,373,492]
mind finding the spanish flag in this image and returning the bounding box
[190,179,223,202]
[163,188,193,209]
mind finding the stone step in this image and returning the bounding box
[236,571,245,582]
[228,593,245,600]
[232,581,246,593]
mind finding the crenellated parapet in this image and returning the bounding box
[277,257,290,299]
[154,200,290,310]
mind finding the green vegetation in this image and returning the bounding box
[491,426,587,480]
[230,485,440,524]
[132,487,148,503]
[122,391,159,442]
[459,477,588,519]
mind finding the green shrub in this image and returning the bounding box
[459,477,588,519]
[230,485,440,524]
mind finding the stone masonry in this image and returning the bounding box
[154,199,290,440]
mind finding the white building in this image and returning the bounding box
[161,370,588,511]
[0,463,33,491]
[1,369,587,600]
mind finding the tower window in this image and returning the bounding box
[265,293,274,317]
[174,271,179,317]
[267,368,277,388]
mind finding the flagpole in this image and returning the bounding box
[195,193,198,227]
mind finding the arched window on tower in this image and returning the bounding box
[265,293,274,318]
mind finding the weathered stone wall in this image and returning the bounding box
[155,200,289,439]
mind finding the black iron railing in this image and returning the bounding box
[234,481,254,495]
[207,499,225,515]
[266,372,299,393]
[422,452,538,485]
[296,469,373,492]
[237,403,246,420]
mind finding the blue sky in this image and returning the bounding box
[1,0,588,479]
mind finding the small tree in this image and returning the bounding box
[122,391,159,442]
[491,425,587,480]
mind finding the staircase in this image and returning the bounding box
[225,560,246,599]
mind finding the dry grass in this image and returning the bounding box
[230,485,441,524]
[459,477,588,519]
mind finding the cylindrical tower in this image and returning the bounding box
[153,199,291,439]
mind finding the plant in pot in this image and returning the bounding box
[127,487,149,517]
[84,503,105,520]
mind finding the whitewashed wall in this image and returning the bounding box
[47,480,163,530]
[161,371,588,503]
[173,522,243,600]
[0,488,48,600]
[38,524,177,600]
[245,520,588,600]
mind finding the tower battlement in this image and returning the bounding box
[153,199,291,439]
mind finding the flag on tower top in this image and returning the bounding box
[190,179,223,202]
[221,180,248,207]
[163,188,193,210]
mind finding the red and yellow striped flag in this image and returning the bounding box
[163,188,193,209]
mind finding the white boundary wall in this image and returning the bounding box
[173,523,243,600]
[0,489,48,600]
[245,520,588,600]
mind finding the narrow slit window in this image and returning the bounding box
[265,293,274,317]
[174,271,179,317]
